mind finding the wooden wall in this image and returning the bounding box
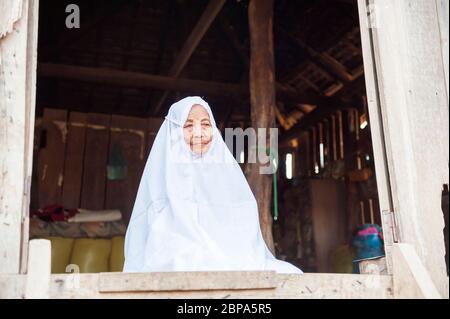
[309,179,347,273]
[33,108,163,224]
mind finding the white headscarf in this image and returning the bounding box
[123,96,303,274]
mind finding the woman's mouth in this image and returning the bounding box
[191,141,209,147]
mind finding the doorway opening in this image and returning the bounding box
[30,0,388,275]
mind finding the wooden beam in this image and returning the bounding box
[247,0,276,254]
[39,63,333,107]
[217,17,248,129]
[219,12,352,134]
[218,16,249,69]
[147,0,176,113]
[37,109,68,207]
[218,17,314,105]
[152,0,226,115]
[280,76,365,145]
[38,63,247,96]
[280,101,352,146]
[277,26,356,82]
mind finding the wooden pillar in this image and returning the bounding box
[0,0,39,274]
[25,239,51,299]
[247,0,276,253]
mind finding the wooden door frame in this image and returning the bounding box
[0,0,39,274]
[357,0,398,274]
[1,2,447,300]
[357,0,449,296]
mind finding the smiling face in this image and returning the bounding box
[183,104,213,154]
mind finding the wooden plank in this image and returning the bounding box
[146,117,164,156]
[98,271,277,293]
[310,179,347,272]
[0,0,23,38]
[105,115,147,224]
[25,239,51,299]
[273,273,393,299]
[359,257,388,275]
[0,0,29,274]
[392,243,442,299]
[37,109,68,207]
[20,0,39,275]
[298,131,310,176]
[30,118,42,210]
[80,113,110,210]
[61,273,394,298]
[0,274,26,299]
[61,112,87,209]
[436,0,449,98]
[0,272,393,299]
[357,0,396,274]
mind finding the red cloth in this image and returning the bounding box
[31,205,78,222]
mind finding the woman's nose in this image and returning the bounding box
[193,122,202,137]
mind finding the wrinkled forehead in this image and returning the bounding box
[166,96,216,127]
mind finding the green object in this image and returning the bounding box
[273,171,278,221]
[331,244,355,273]
[270,148,279,221]
[251,145,279,221]
[107,143,127,180]
[110,236,125,272]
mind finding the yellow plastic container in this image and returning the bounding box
[330,244,355,274]
[109,236,125,272]
[46,236,75,274]
[70,238,112,273]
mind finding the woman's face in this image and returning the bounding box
[183,104,213,154]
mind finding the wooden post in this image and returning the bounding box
[0,0,39,274]
[25,239,51,299]
[247,0,276,253]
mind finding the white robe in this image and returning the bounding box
[123,96,303,274]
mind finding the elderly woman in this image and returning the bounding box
[123,96,302,274]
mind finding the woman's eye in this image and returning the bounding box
[184,124,193,129]
[202,123,211,127]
